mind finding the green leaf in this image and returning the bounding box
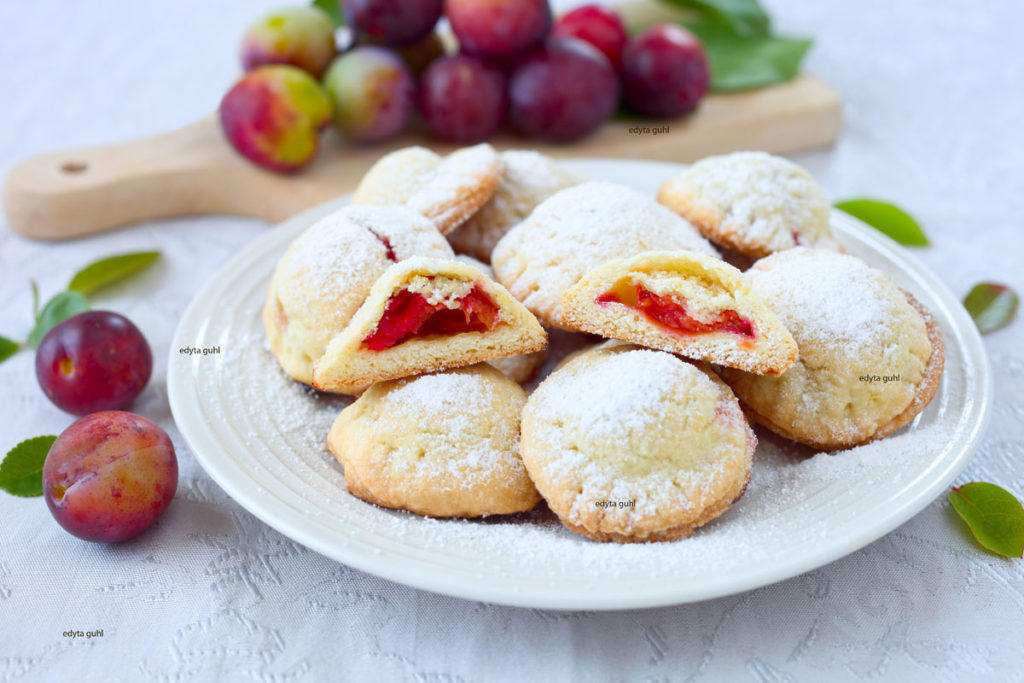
[660,0,771,37]
[27,291,89,348]
[833,198,929,246]
[964,283,1018,334]
[311,0,344,27]
[949,482,1024,558]
[685,20,812,91]
[0,435,57,497]
[67,250,161,296]
[0,336,20,364]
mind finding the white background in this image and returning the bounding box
[2,1,1023,680]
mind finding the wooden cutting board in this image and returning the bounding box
[3,75,840,241]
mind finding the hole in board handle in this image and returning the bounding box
[61,161,88,174]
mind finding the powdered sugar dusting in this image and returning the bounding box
[383,370,490,417]
[537,349,683,441]
[748,248,893,353]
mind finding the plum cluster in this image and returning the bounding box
[34,312,178,544]
[220,1,710,172]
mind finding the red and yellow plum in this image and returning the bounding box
[43,411,178,543]
[323,47,415,143]
[241,6,337,78]
[219,65,332,172]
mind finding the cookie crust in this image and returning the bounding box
[520,343,755,543]
[657,151,837,259]
[328,364,541,517]
[720,249,944,450]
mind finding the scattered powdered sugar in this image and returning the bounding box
[534,348,683,441]
[748,248,893,353]
[383,370,491,416]
[221,313,958,583]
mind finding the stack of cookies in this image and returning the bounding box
[262,146,945,544]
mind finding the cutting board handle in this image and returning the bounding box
[2,115,331,241]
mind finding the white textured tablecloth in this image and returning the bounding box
[2,1,1023,680]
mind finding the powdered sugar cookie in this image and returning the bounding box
[491,182,719,329]
[312,257,547,394]
[352,144,503,235]
[719,248,944,450]
[263,204,453,385]
[561,250,797,375]
[658,151,837,258]
[521,343,755,543]
[447,150,580,262]
[329,364,541,517]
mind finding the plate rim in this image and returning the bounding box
[168,157,993,610]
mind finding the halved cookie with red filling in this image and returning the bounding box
[263,204,454,386]
[312,258,547,394]
[561,250,798,376]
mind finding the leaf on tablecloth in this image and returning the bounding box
[949,482,1024,558]
[67,250,161,296]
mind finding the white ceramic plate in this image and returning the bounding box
[168,159,992,610]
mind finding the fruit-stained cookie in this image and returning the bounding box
[561,250,797,375]
[447,150,580,262]
[455,254,548,383]
[263,204,453,385]
[521,343,755,543]
[492,181,719,329]
[657,151,838,258]
[329,364,541,517]
[312,257,547,394]
[351,143,503,235]
[719,248,945,450]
